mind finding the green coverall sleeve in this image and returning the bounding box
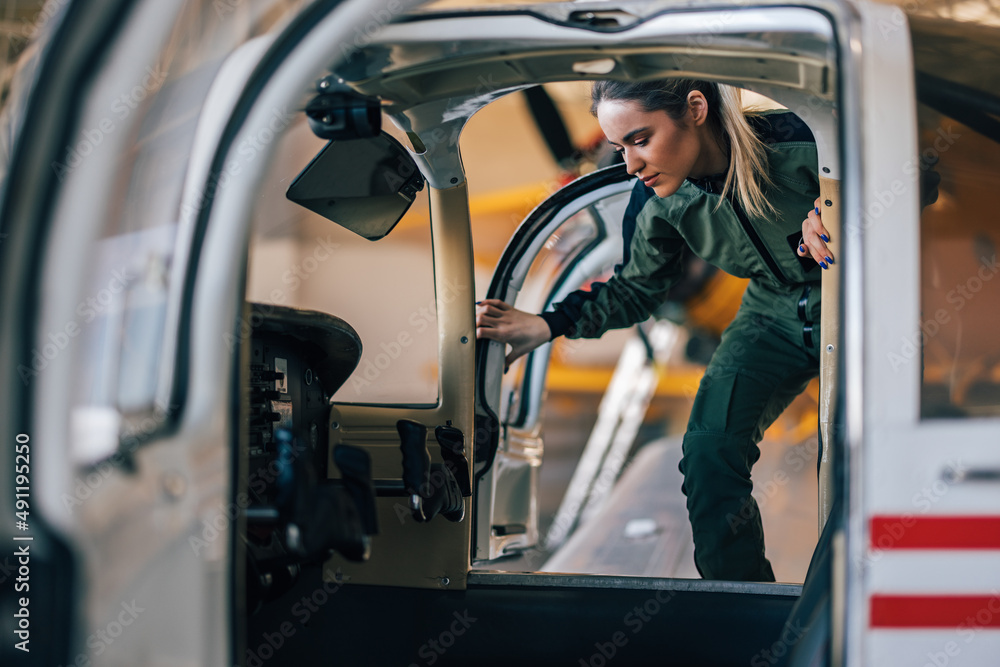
[563,210,687,339]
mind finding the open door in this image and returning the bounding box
[0,1,430,665]
[472,164,636,561]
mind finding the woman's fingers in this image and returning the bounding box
[476,314,510,335]
[475,301,523,342]
[475,305,553,372]
[476,305,505,320]
[799,204,835,268]
[477,315,503,326]
[807,203,830,241]
[476,300,513,328]
[476,325,506,341]
[478,298,510,311]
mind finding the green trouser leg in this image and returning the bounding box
[679,280,820,582]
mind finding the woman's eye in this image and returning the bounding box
[633,138,647,147]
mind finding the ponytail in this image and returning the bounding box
[715,84,775,219]
[591,79,775,220]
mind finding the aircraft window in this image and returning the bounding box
[503,205,606,423]
[915,62,1000,418]
[248,118,438,406]
[71,226,175,416]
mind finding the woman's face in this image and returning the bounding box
[596,96,712,198]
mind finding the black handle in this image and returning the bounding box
[397,419,429,497]
[397,420,465,523]
[435,424,472,497]
[422,463,465,523]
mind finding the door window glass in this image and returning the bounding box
[914,21,1000,418]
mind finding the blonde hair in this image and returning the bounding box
[591,79,775,220]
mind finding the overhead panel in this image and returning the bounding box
[338,6,837,108]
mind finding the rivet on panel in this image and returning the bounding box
[162,471,186,499]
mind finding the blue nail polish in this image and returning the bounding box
[799,245,805,253]
[820,261,828,269]
[814,206,820,215]
[820,234,830,242]
[825,256,834,265]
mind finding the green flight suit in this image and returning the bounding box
[541,110,822,581]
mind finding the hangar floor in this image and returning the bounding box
[478,390,820,584]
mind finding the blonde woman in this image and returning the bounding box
[476,79,829,581]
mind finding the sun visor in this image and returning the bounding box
[286,132,424,240]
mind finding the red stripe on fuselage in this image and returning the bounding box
[870,595,1000,628]
[870,516,1000,550]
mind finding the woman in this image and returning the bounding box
[475,79,833,582]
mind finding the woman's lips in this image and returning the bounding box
[641,174,659,187]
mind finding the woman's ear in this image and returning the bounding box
[686,90,709,126]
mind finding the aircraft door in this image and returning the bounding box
[472,165,635,561]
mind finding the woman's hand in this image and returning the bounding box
[797,197,835,269]
[475,299,553,371]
